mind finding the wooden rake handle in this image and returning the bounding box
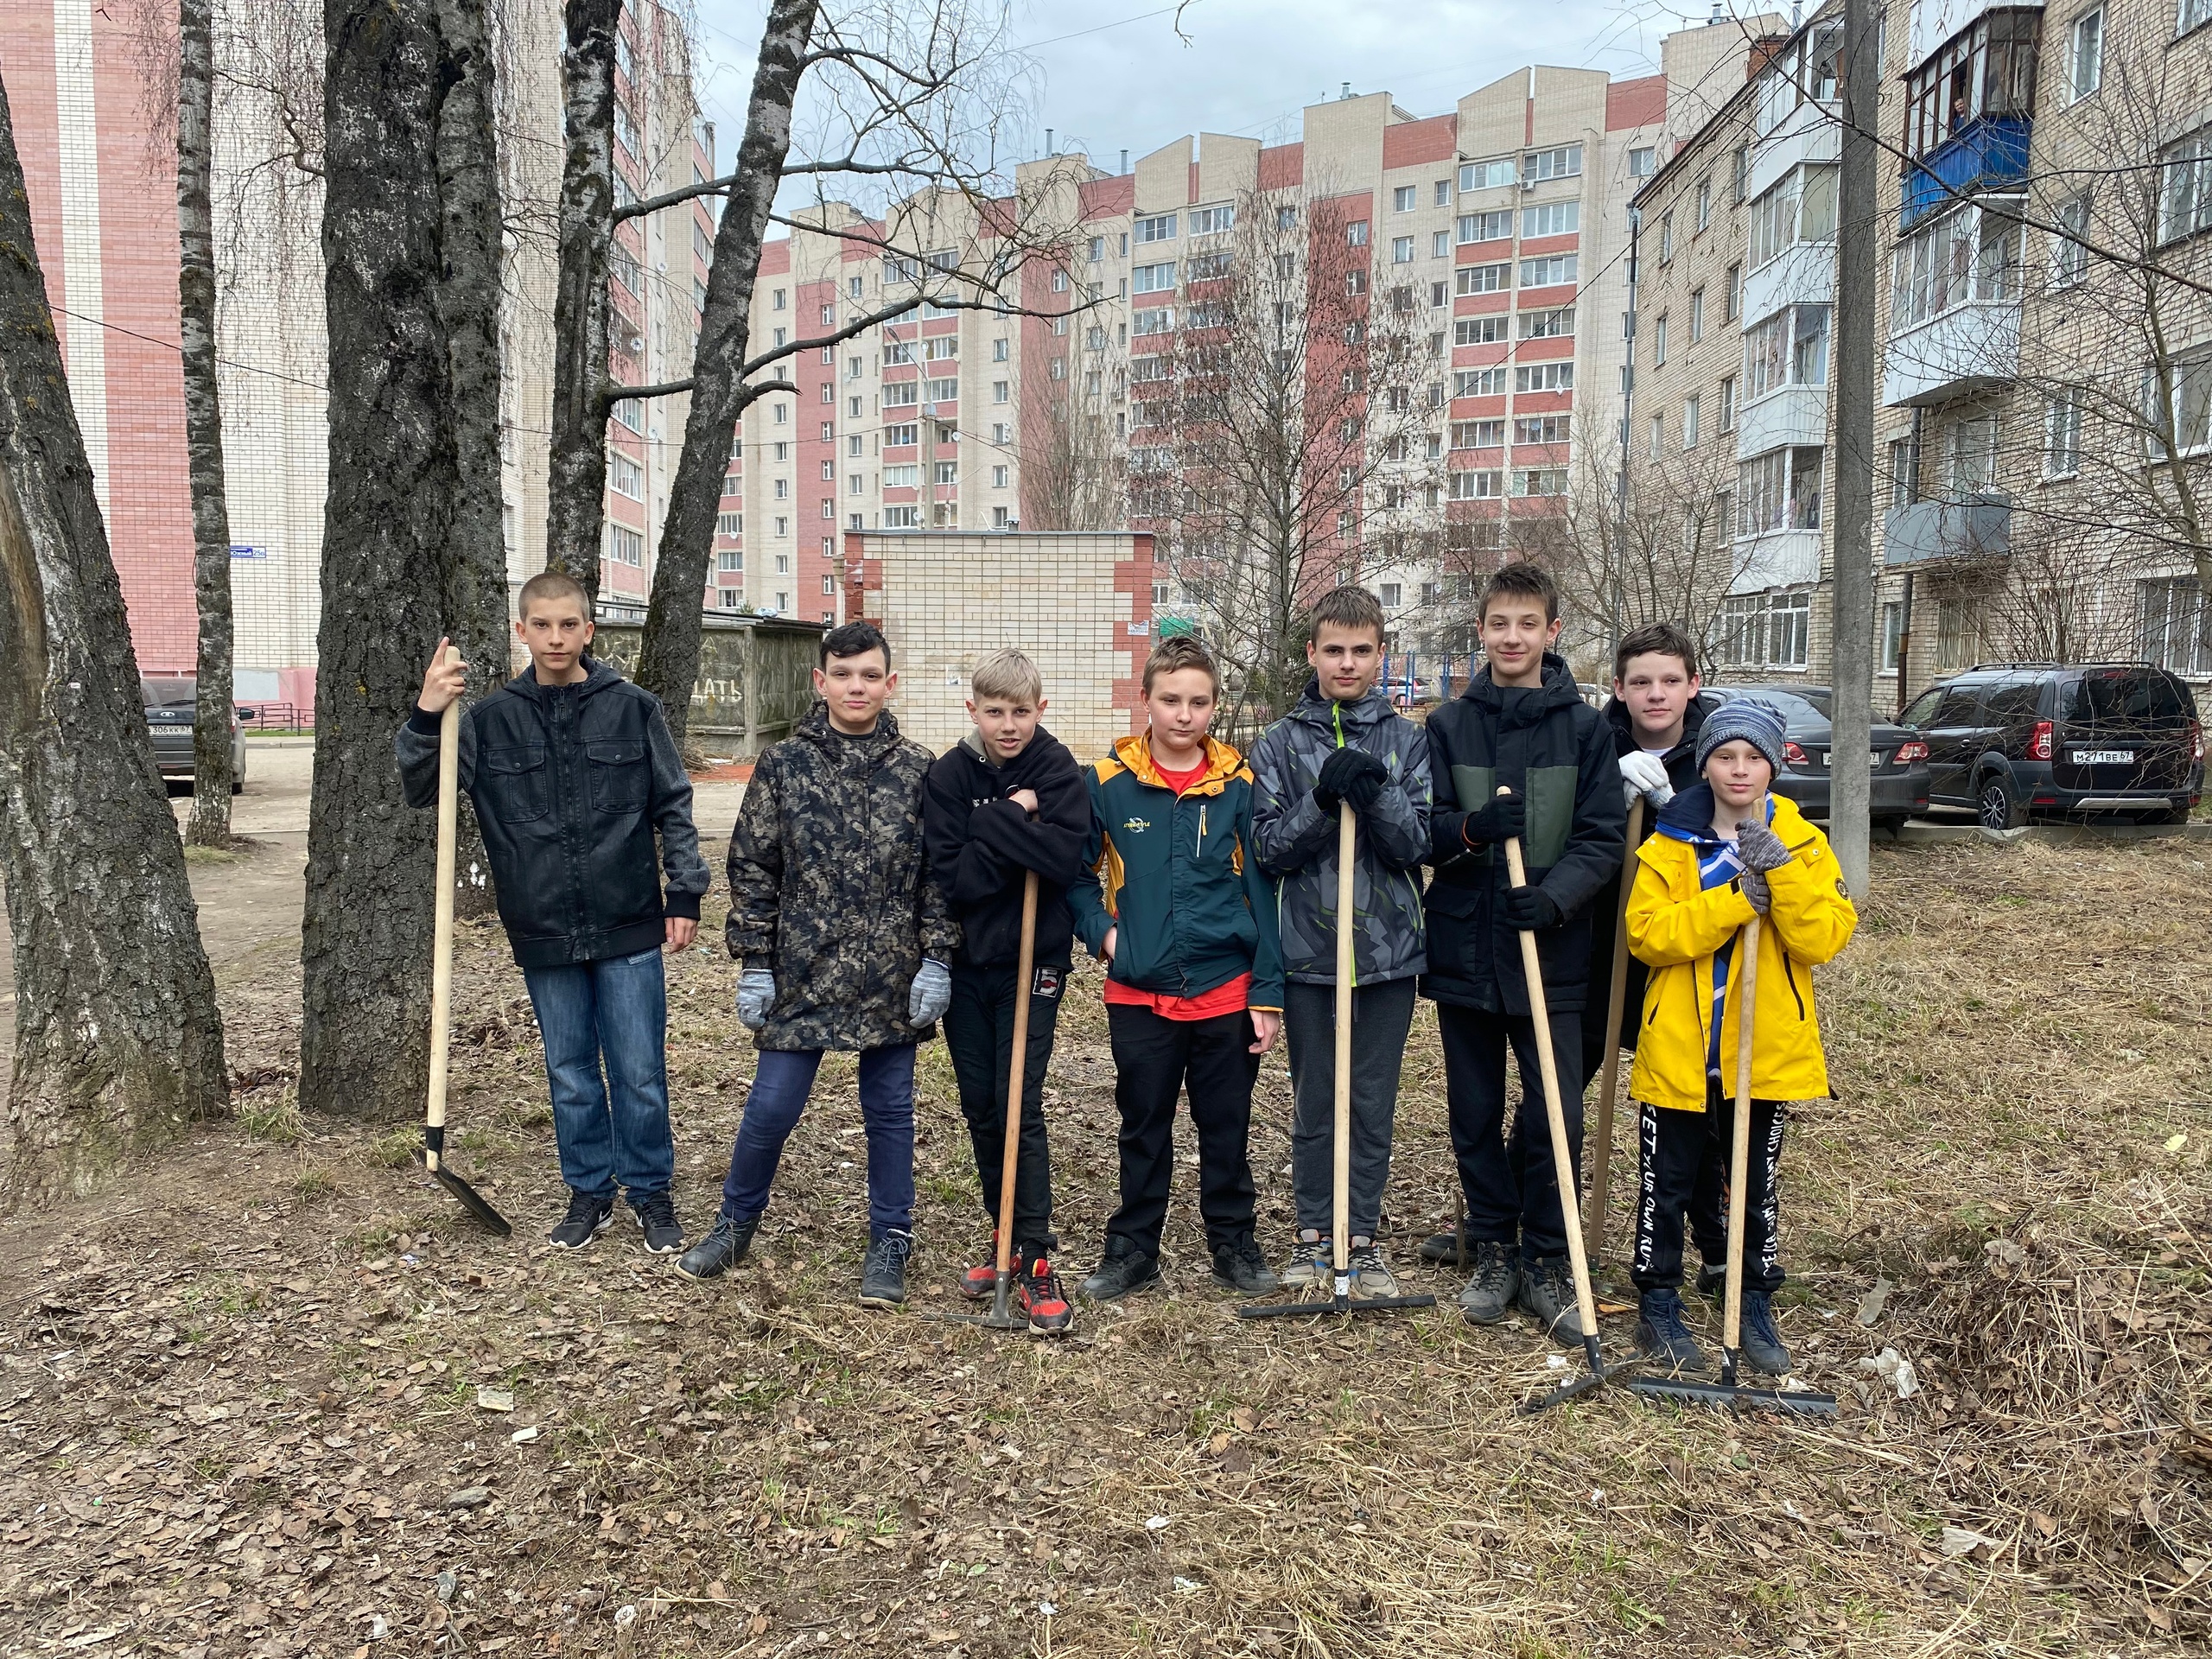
[424,646,461,1163]
[992,871,1041,1278]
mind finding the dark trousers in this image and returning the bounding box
[1103,1003,1262,1256]
[1631,1087,1787,1295]
[943,961,1065,1255]
[1436,1001,1584,1262]
[521,947,675,1200]
[1284,977,1417,1241]
[719,1045,917,1236]
[1586,1011,1725,1262]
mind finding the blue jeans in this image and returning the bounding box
[521,948,676,1200]
[720,1045,916,1236]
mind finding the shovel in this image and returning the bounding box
[1584,796,1644,1265]
[924,871,1050,1333]
[1242,803,1434,1320]
[1501,791,1635,1411]
[420,651,512,1236]
[1629,913,1835,1415]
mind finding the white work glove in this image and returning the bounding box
[908,958,952,1027]
[736,969,775,1031]
[1619,750,1675,810]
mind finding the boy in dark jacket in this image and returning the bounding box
[397,570,709,1255]
[1249,588,1432,1298]
[922,649,1090,1333]
[1069,635,1286,1302]
[1420,563,1624,1342]
[677,620,957,1310]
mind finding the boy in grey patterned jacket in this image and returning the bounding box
[1249,588,1432,1297]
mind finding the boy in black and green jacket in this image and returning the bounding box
[1069,635,1285,1303]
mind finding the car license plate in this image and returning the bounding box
[1868,751,1887,770]
[2072,748,2134,764]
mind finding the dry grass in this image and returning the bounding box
[0,838,2207,1656]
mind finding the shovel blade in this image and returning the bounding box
[423,1154,512,1236]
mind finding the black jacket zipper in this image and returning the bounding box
[1783,956,1806,1020]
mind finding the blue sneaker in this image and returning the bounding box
[1739,1292,1792,1376]
[1635,1288,1707,1376]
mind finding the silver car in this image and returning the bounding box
[143,675,248,792]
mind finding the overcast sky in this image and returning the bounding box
[686,1,1707,181]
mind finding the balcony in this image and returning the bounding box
[1883,297,2020,406]
[1900,116,2031,229]
[1883,494,2011,566]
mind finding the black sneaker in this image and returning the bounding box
[1456,1240,1519,1325]
[1079,1240,1160,1301]
[675,1210,760,1281]
[1738,1291,1792,1376]
[1210,1236,1278,1295]
[548,1189,615,1250]
[1418,1226,1469,1266]
[632,1190,685,1255]
[1515,1255,1588,1345]
[859,1230,914,1309]
[1694,1261,1726,1300]
[1635,1288,1708,1376]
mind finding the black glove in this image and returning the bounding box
[1503,882,1560,931]
[1317,747,1389,814]
[1462,790,1525,847]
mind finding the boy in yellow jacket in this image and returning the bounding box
[1624,699,1855,1376]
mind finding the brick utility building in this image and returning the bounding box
[840,530,1156,758]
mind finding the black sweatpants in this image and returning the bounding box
[944,961,1065,1256]
[1284,977,1417,1241]
[1103,1003,1262,1257]
[1631,1085,1787,1295]
[1586,1019,1726,1265]
[1436,1001,1584,1263]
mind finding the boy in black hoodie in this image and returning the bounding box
[922,650,1091,1332]
[1419,563,1624,1342]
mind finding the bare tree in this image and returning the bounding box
[0,72,228,1192]
[1018,304,1126,531]
[1132,180,1446,741]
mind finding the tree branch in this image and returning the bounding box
[601,378,696,408]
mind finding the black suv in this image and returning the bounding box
[1899,664,2202,829]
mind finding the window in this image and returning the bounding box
[1379,582,1402,607]
[611,397,643,433]
[2068,7,2102,102]
[772,288,787,310]
[1393,185,1418,213]
[1696,174,1713,232]
[1431,280,1449,308]
[2043,393,2082,476]
[1718,376,1738,432]
[2145,353,2212,456]
[1880,601,1905,672]
[606,524,643,566]
[849,395,863,418]
[1460,158,1517,193]
[1688,287,1705,342]
[1719,589,1811,670]
[885,423,917,447]
[1430,230,1451,259]
[1652,313,1669,365]
[1133,261,1176,294]
[1975,209,2022,300]
[820,459,836,481]
[848,472,863,494]
[989,423,1008,444]
[1088,235,1104,264]
[1390,235,1415,264]
[1514,363,1573,393]
[2051,194,2091,288]
[1457,262,1511,295]
[1659,211,1674,263]
[1346,270,1367,296]
[933,461,957,485]
[1903,10,2041,159]
[1523,144,1582,181]
[990,465,1008,489]
[2158,126,2212,244]
[1648,415,1663,458]
[1519,306,1574,340]
[1949,416,1999,493]
[1520,254,1577,287]
[1748,166,1838,267]
[608,454,642,499]
[1189,203,1234,235]
[1133,306,1174,335]
[1742,303,1830,397]
[2184,0,2212,33]
[1684,394,1701,450]
[1513,467,1569,497]
[1453,419,1506,448]
[1449,469,1504,499]
[1737,446,1825,534]
[883,464,918,487]
[1455,367,1510,397]
[884,381,918,407]
[993,380,1009,404]
[1435,179,1452,207]
[884,506,918,528]
[1888,435,1917,507]
[1513,415,1569,445]
[1725,262,1742,320]
[883,340,913,366]
[2140,576,2212,673]
[849,276,864,299]
[1455,316,1509,345]
[1457,210,1514,245]
[1627,146,1656,179]
[929,373,962,399]
[1345,219,1369,247]
[772,477,789,500]
[1523,202,1580,239]
[716,513,743,537]
[820,498,835,518]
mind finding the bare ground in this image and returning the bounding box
[2,837,2208,1658]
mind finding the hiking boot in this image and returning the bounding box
[1635,1288,1708,1376]
[1738,1291,1791,1376]
[1347,1241,1401,1300]
[1278,1231,1332,1290]
[1016,1256,1075,1336]
[1418,1225,1470,1266]
[632,1190,685,1256]
[675,1210,760,1281]
[1694,1261,1726,1300]
[1516,1255,1588,1345]
[961,1230,1002,1301]
[1457,1241,1519,1325]
[859,1230,914,1310]
[1080,1239,1160,1301]
[1211,1236,1278,1295]
[548,1189,615,1251]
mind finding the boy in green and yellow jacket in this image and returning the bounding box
[1626,698,1856,1378]
[1070,636,1285,1303]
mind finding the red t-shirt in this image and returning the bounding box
[1101,747,1254,1021]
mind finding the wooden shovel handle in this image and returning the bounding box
[1332,801,1355,1275]
[992,871,1040,1276]
[1722,913,1762,1356]
[425,646,460,1160]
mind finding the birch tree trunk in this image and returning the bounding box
[633,0,817,748]
[0,71,228,1193]
[543,0,620,600]
[300,0,461,1119]
[178,0,236,845]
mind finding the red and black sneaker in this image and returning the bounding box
[960,1230,1001,1301]
[1016,1256,1074,1336]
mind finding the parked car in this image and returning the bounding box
[1898,663,2202,829]
[143,675,249,793]
[1700,685,1931,831]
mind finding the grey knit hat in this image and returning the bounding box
[1696,696,1788,776]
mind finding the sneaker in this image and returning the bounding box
[1079,1240,1160,1301]
[1738,1291,1792,1376]
[675,1210,760,1281]
[1347,1241,1401,1300]
[1210,1236,1278,1295]
[1278,1230,1332,1290]
[1634,1288,1708,1376]
[859,1230,914,1309]
[1516,1255,1588,1345]
[548,1189,615,1250]
[632,1190,685,1255]
[1694,1261,1726,1300]
[962,1230,1001,1301]
[1457,1241,1519,1325]
[1016,1256,1075,1336]
[1418,1226,1469,1266]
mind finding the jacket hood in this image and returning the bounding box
[509,655,623,702]
[1655,781,1795,848]
[797,699,904,758]
[1605,689,1716,760]
[1288,677,1396,738]
[1110,730,1247,793]
[958,723,1074,782]
[1464,652,1582,717]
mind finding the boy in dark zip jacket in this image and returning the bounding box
[922,650,1090,1333]
[1249,588,1431,1298]
[1068,635,1286,1302]
[1420,563,1624,1343]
